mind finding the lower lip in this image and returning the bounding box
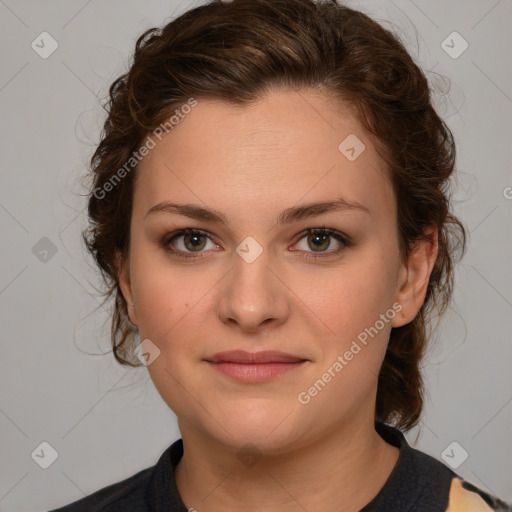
[207,361,307,382]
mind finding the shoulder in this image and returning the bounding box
[404,439,512,511]
[405,443,512,511]
[368,423,512,512]
[48,465,153,512]
[48,438,186,512]
[446,476,512,512]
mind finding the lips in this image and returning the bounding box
[205,350,309,383]
[205,350,306,364]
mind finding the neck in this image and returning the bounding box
[174,419,400,512]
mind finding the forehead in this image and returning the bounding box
[134,88,394,224]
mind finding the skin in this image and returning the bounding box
[118,87,438,512]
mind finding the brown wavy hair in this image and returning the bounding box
[82,0,466,431]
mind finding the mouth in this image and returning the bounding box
[204,350,309,383]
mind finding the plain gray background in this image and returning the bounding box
[0,0,511,510]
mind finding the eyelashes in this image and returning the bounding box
[291,228,351,260]
[161,227,352,261]
[162,228,218,260]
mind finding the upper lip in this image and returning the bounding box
[205,350,307,364]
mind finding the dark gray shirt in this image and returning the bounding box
[50,422,512,511]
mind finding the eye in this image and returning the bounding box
[292,228,351,260]
[162,229,218,259]
[161,227,351,261]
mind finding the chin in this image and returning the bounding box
[204,402,308,454]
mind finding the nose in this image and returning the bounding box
[216,247,290,335]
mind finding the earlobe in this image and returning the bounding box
[391,226,439,328]
[115,251,138,326]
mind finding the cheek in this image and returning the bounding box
[293,249,398,401]
[293,262,395,422]
[130,250,223,382]
[135,274,206,347]
[132,260,211,414]
[130,242,198,336]
[294,256,396,339]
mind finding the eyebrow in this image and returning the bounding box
[145,197,370,225]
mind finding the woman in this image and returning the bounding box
[51,0,511,510]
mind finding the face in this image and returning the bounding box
[119,87,434,453]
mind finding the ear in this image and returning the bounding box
[115,251,139,326]
[391,225,439,328]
